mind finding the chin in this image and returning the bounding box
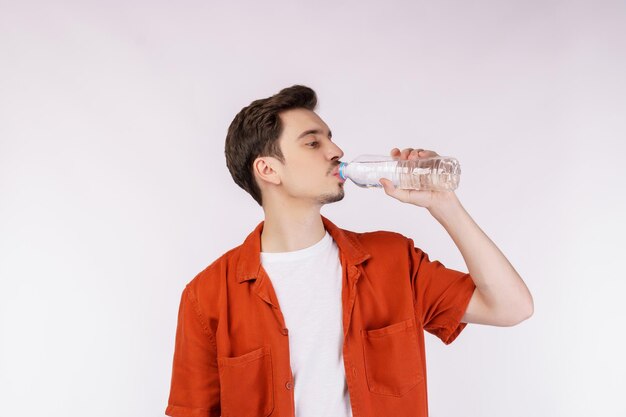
[319,187,345,204]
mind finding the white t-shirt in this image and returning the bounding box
[260,231,352,417]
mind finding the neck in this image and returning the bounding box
[260,202,326,253]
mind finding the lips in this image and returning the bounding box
[331,166,346,182]
[331,166,343,179]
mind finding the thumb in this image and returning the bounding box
[379,178,395,194]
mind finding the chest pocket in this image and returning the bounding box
[361,317,424,397]
[218,345,274,417]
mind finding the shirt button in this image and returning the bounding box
[285,381,293,390]
[281,328,289,336]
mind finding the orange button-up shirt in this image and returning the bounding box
[166,216,476,417]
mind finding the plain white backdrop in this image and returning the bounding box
[1,0,625,416]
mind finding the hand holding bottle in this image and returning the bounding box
[379,148,459,210]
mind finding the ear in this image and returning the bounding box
[253,156,282,186]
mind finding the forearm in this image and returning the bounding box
[428,192,534,322]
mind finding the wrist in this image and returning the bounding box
[427,191,464,223]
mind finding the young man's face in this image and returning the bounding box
[270,108,346,205]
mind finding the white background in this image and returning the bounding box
[1,0,625,416]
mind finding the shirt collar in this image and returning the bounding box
[236,215,371,283]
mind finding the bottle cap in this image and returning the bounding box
[339,162,347,180]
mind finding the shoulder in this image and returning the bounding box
[183,244,243,311]
[334,227,418,266]
[336,227,419,280]
[343,227,412,250]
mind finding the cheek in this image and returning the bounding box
[282,166,321,192]
[287,168,315,184]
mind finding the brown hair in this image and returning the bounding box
[224,85,317,206]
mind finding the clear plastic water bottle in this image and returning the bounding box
[338,154,461,191]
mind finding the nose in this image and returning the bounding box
[328,141,344,162]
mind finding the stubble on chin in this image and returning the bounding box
[319,186,345,205]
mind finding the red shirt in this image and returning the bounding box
[166,216,476,417]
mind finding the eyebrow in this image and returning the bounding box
[296,129,333,140]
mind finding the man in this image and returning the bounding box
[165,85,533,417]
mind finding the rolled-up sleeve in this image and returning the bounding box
[408,238,476,345]
[166,285,221,417]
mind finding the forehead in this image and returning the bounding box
[278,108,329,137]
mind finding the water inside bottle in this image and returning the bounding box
[395,160,459,191]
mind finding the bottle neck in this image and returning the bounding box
[339,162,348,180]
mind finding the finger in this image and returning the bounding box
[401,148,414,159]
[419,150,439,157]
[390,148,401,157]
[380,178,412,203]
[381,178,406,196]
